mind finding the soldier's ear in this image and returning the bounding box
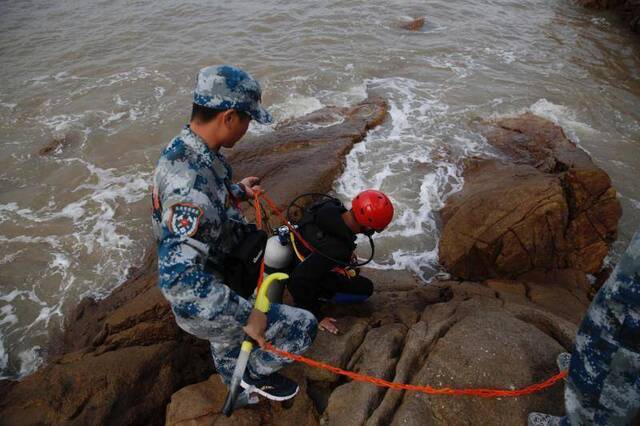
[221,110,235,127]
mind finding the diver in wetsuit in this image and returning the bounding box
[287,190,394,334]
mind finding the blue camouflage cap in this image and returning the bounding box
[193,65,272,124]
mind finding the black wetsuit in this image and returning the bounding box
[287,201,373,319]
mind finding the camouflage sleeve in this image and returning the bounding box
[229,182,247,201]
[156,170,248,323]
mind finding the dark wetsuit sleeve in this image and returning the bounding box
[288,252,336,319]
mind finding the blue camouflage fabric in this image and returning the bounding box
[151,125,316,383]
[193,65,272,124]
[561,230,640,425]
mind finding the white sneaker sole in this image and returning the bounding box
[240,379,299,402]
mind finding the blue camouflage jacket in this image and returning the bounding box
[152,125,252,322]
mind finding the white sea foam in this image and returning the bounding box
[17,346,44,377]
[41,113,87,134]
[62,158,150,254]
[529,98,594,132]
[529,98,596,145]
[70,67,153,97]
[101,111,128,126]
[0,235,63,249]
[249,94,326,135]
[0,154,152,378]
[487,98,596,151]
[591,17,609,27]
[0,249,24,265]
[0,202,20,223]
[0,289,24,303]
[115,95,128,106]
[0,101,17,110]
[0,305,18,327]
[0,336,7,377]
[271,95,324,120]
[318,82,368,108]
[50,252,70,270]
[0,160,149,289]
[422,52,483,79]
[154,86,166,99]
[334,77,485,279]
[483,47,517,65]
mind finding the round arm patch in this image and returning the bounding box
[169,203,204,237]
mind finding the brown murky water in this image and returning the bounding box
[1,0,639,379]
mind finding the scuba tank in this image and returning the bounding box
[262,226,295,306]
[264,226,294,273]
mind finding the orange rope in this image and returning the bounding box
[253,192,263,230]
[264,342,567,398]
[253,192,265,289]
[258,193,316,254]
[253,192,568,398]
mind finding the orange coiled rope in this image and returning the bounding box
[253,191,568,398]
[257,192,316,253]
[265,342,568,398]
[253,192,265,289]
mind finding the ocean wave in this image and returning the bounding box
[0,157,151,379]
[0,336,7,375]
[529,98,596,140]
[334,76,487,280]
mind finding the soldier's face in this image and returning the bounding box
[220,110,251,148]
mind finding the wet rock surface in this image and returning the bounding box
[395,17,426,31]
[165,367,319,426]
[0,252,213,426]
[38,132,81,156]
[439,113,621,280]
[575,0,640,34]
[165,268,586,426]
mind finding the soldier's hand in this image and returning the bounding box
[243,308,267,348]
[318,317,339,335]
[240,176,262,199]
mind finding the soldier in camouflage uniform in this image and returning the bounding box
[529,230,640,425]
[151,65,317,401]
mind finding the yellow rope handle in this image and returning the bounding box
[289,231,305,262]
[255,272,289,312]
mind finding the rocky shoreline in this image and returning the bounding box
[0,97,622,425]
[577,0,640,34]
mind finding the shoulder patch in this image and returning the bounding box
[169,203,203,237]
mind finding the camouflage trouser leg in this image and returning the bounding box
[561,231,640,426]
[245,303,317,379]
[176,300,317,384]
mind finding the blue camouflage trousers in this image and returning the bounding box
[174,295,317,385]
[561,230,640,425]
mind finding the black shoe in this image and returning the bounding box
[241,372,299,401]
